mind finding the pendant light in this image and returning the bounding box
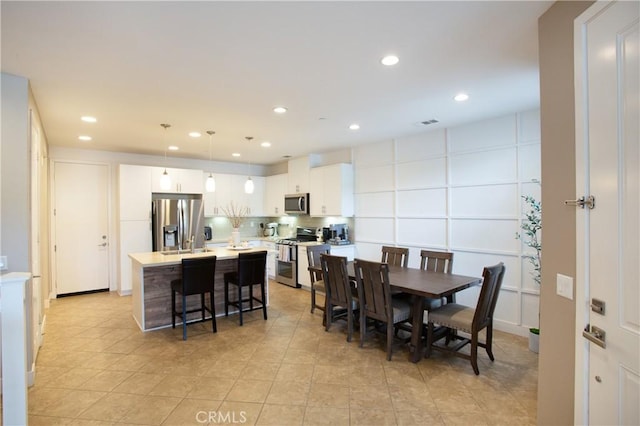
[159,123,172,190]
[205,130,216,192]
[244,136,254,194]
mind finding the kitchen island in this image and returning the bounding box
[129,246,270,331]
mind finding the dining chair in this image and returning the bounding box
[171,256,217,340]
[381,245,409,268]
[425,262,506,375]
[224,251,268,326]
[320,253,358,342]
[353,258,412,361]
[420,250,454,311]
[307,244,331,314]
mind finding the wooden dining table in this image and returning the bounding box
[312,261,482,363]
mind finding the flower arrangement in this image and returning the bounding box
[221,202,249,229]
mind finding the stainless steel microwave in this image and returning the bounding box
[284,193,309,214]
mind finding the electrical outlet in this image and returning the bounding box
[556,274,574,300]
[0,256,8,271]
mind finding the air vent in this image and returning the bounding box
[420,119,439,126]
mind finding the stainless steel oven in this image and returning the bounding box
[275,228,318,288]
[276,242,298,287]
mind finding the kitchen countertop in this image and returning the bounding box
[129,245,271,267]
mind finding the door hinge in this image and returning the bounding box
[564,195,595,209]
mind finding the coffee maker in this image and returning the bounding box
[323,223,350,245]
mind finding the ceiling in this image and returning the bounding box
[1,1,551,166]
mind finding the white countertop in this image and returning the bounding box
[129,245,271,267]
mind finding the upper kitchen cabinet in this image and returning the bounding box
[231,174,265,217]
[265,173,287,216]
[151,167,203,194]
[203,173,233,216]
[287,156,310,194]
[203,173,265,217]
[119,164,152,221]
[309,163,354,217]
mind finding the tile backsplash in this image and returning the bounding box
[204,216,354,241]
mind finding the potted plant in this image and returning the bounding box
[516,195,542,353]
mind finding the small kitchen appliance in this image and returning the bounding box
[264,222,279,238]
[324,223,350,245]
[284,193,310,215]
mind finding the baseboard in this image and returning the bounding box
[493,319,530,337]
[118,289,132,296]
[28,362,36,386]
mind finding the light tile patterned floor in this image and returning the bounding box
[20,281,538,425]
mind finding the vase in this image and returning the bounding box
[231,228,241,247]
[528,330,540,353]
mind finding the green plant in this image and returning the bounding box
[516,195,542,286]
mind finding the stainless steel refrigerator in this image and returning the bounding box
[151,193,205,252]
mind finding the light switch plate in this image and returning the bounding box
[557,273,573,300]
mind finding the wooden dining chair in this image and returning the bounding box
[353,258,412,361]
[381,246,409,268]
[307,244,331,314]
[420,250,454,311]
[320,253,358,342]
[425,262,506,375]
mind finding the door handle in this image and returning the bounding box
[583,324,606,348]
[564,195,595,209]
[97,242,108,247]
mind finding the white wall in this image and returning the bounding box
[353,110,541,336]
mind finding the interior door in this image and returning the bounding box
[575,2,640,424]
[54,161,110,295]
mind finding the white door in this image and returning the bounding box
[575,2,640,424]
[54,162,110,295]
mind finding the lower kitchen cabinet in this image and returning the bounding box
[297,246,311,289]
[330,245,355,261]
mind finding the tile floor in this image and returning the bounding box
[19,281,538,425]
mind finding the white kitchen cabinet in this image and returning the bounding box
[262,241,277,278]
[151,167,203,194]
[297,246,311,289]
[203,172,216,217]
[204,173,265,217]
[119,219,152,295]
[265,173,287,216]
[330,244,355,261]
[202,173,233,216]
[231,175,265,217]
[287,156,310,194]
[309,163,354,217]
[119,164,152,221]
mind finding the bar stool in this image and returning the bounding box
[171,256,217,340]
[224,251,268,326]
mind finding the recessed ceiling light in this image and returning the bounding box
[273,106,287,114]
[232,153,241,157]
[261,141,271,148]
[349,123,360,130]
[454,93,469,102]
[168,145,179,151]
[381,55,399,66]
[81,116,97,123]
[188,132,201,138]
[78,135,92,141]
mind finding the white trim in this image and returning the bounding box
[573,2,612,424]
